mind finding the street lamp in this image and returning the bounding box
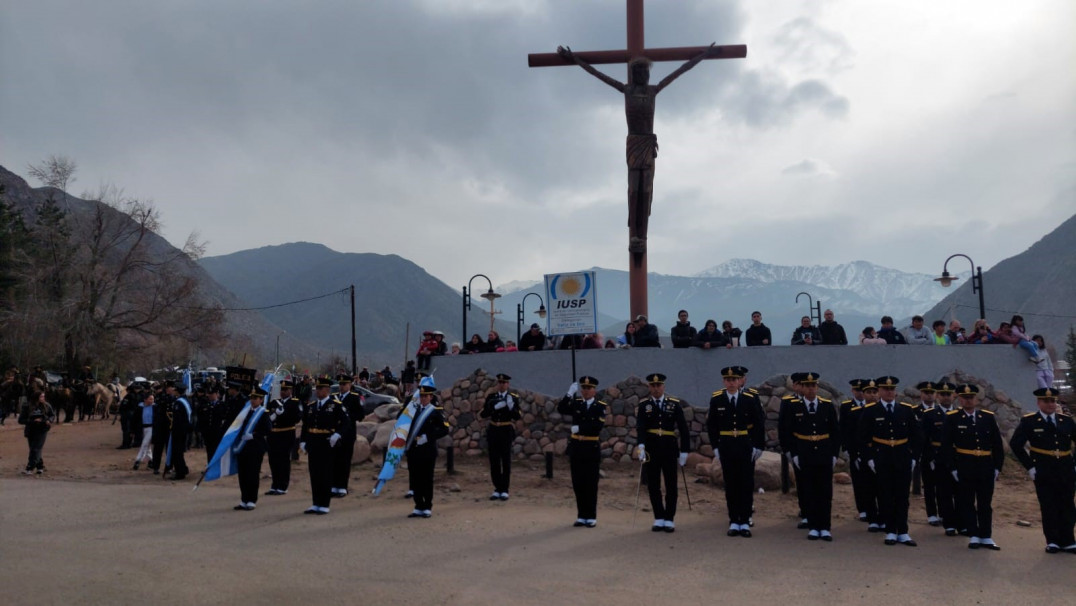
[516,292,548,343]
[934,253,985,320]
[795,291,822,327]
[462,274,500,343]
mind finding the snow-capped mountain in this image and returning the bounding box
[695,259,968,319]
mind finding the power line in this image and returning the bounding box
[181,287,350,312]
[951,303,1076,320]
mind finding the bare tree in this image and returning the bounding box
[26,154,77,198]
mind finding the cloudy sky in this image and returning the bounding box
[3,0,1073,290]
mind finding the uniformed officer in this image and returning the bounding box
[635,372,690,533]
[942,383,1004,550]
[168,384,193,480]
[840,379,874,525]
[265,379,303,496]
[779,374,808,529]
[406,384,450,518]
[234,386,272,511]
[332,374,366,498]
[299,377,350,515]
[1008,387,1076,554]
[150,381,174,476]
[921,381,959,534]
[479,373,522,501]
[198,388,227,462]
[914,381,940,525]
[857,376,923,546]
[707,366,765,538]
[557,376,609,528]
[782,372,840,541]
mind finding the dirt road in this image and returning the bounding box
[0,420,1068,605]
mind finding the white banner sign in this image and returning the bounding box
[544,271,598,336]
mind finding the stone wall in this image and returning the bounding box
[367,369,1029,464]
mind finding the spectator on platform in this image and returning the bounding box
[946,320,967,344]
[721,321,742,347]
[463,334,485,355]
[633,315,661,348]
[902,315,931,345]
[449,343,461,355]
[931,320,951,345]
[967,320,996,344]
[484,331,505,353]
[604,339,617,349]
[818,309,848,345]
[518,323,547,352]
[581,334,603,350]
[616,322,637,349]
[860,327,886,345]
[791,316,822,345]
[877,316,907,345]
[1031,335,1054,388]
[993,322,1018,346]
[745,311,772,346]
[695,319,729,349]
[670,310,697,349]
[1009,315,1043,362]
[502,340,518,352]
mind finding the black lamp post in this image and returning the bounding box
[795,291,822,327]
[462,274,500,344]
[516,292,548,343]
[934,254,986,320]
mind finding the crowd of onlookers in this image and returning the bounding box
[415,310,1056,389]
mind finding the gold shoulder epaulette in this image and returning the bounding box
[782,394,797,401]
[667,397,681,403]
[863,403,877,409]
[747,387,760,394]
[1023,412,1037,418]
[946,409,961,415]
[1058,412,1070,419]
[509,391,520,399]
[841,399,853,405]
[819,397,832,403]
[900,402,916,408]
[598,400,610,407]
[712,389,725,397]
[980,409,995,415]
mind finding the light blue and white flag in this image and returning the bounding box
[372,400,417,496]
[193,400,252,490]
[182,368,192,396]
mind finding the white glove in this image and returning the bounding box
[751,448,763,462]
[417,435,428,445]
[637,445,646,461]
[792,456,800,469]
[679,452,688,467]
[854,458,861,470]
[929,460,935,471]
[494,401,507,410]
[1029,467,1037,481]
[329,433,340,447]
[570,425,579,435]
[951,470,959,482]
[269,413,278,422]
[241,433,253,442]
[993,469,999,482]
[910,460,916,472]
[567,382,579,397]
[867,460,876,473]
[299,442,307,454]
[505,400,514,410]
[832,457,837,467]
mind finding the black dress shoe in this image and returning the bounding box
[900,539,918,547]
[984,543,1000,551]
[884,538,897,546]
[663,525,675,533]
[1045,545,1060,554]
[727,529,740,537]
[1063,546,1076,554]
[928,520,941,527]
[945,529,958,536]
[173,474,187,481]
[303,508,319,515]
[968,542,980,549]
[739,529,752,538]
[797,520,809,529]
[821,534,833,542]
[651,524,664,532]
[807,533,820,541]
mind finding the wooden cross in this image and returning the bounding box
[529,0,746,321]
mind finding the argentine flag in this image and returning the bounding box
[372,373,435,496]
[195,401,252,488]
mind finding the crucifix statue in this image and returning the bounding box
[529,0,746,319]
